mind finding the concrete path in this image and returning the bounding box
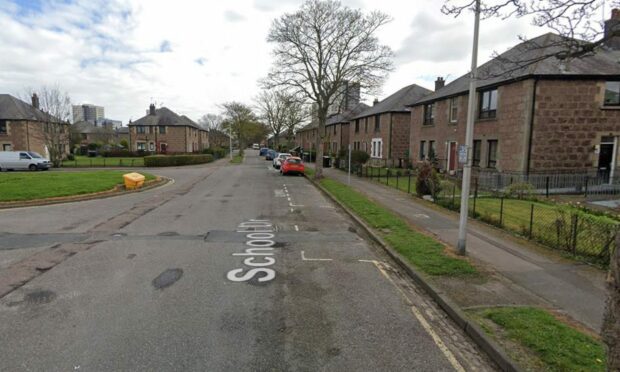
[314,165,607,332]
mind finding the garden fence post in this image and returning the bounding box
[408,171,412,194]
[90,159,93,167]
[119,159,123,166]
[529,204,534,239]
[452,184,456,209]
[571,214,579,256]
[396,172,399,190]
[499,197,504,227]
[386,169,390,185]
[584,176,589,197]
[472,178,479,217]
[546,176,550,198]
[103,158,106,167]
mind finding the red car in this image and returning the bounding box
[281,157,305,176]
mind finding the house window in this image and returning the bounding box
[333,125,337,135]
[137,142,146,151]
[137,126,145,134]
[81,133,87,140]
[149,142,155,151]
[355,120,360,133]
[159,126,166,134]
[374,115,380,132]
[472,140,481,167]
[479,89,498,119]
[0,120,6,134]
[449,97,458,123]
[429,140,436,160]
[364,118,368,133]
[419,141,426,160]
[487,140,498,168]
[2,144,11,151]
[604,81,620,106]
[423,104,435,125]
[371,138,382,158]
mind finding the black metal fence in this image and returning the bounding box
[336,165,619,267]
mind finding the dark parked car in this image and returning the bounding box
[259,148,269,156]
[265,150,277,161]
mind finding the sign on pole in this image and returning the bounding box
[458,145,468,164]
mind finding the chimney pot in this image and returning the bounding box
[605,9,620,50]
[435,77,445,91]
[31,93,39,109]
[149,103,156,115]
[373,98,379,106]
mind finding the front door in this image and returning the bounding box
[160,143,167,154]
[598,137,615,182]
[448,142,457,173]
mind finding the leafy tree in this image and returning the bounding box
[220,102,267,149]
[265,0,393,178]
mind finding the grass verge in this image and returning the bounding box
[307,168,478,277]
[230,154,243,164]
[470,306,606,371]
[0,171,155,202]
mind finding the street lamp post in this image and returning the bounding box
[456,0,481,256]
[229,125,233,160]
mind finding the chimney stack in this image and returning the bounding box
[605,9,620,49]
[435,77,445,91]
[373,98,379,106]
[149,103,156,115]
[31,93,39,109]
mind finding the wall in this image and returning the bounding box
[0,120,69,157]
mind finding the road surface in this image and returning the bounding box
[0,151,495,371]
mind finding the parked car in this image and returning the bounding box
[281,157,305,176]
[265,150,277,161]
[252,143,259,150]
[0,151,51,171]
[273,153,291,169]
[259,148,269,156]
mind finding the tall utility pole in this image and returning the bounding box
[456,0,481,255]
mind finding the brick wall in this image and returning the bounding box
[130,125,191,153]
[349,112,409,161]
[410,79,532,172]
[0,120,69,157]
[530,79,620,171]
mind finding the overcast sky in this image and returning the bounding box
[0,0,559,124]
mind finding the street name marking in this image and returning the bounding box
[227,219,277,283]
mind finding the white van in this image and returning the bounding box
[0,151,51,171]
[252,143,260,150]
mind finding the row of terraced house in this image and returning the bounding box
[295,10,620,180]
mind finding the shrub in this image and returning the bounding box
[66,153,75,161]
[144,154,214,167]
[119,139,129,148]
[505,182,535,199]
[350,150,370,165]
[416,161,442,197]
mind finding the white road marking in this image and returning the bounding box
[290,204,304,207]
[290,208,294,213]
[274,190,286,197]
[287,197,291,201]
[413,214,430,219]
[294,225,299,231]
[371,261,465,372]
[301,251,332,261]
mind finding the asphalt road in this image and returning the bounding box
[0,151,495,371]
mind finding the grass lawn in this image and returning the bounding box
[230,154,243,164]
[306,168,478,277]
[0,171,156,202]
[62,156,145,167]
[473,307,606,371]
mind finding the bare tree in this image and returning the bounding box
[23,86,71,167]
[442,0,620,74]
[604,235,620,371]
[264,0,393,178]
[198,113,224,131]
[256,90,308,149]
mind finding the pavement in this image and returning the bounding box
[0,151,496,371]
[313,164,608,332]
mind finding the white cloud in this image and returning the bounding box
[0,0,555,123]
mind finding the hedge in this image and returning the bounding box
[144,154,214,167]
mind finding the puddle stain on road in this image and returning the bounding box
[152,269,184,290]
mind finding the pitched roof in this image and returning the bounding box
[414,33,620,105]
[353,84,433,119]
[129,107,202,130]
[296,121,317,133]
[72,121,98,134]
[0,94,62,122]
[326,103,371,126]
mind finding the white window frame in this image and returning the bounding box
[449,97,458,123]
[371,138,383,159]
[2,143,12,151]
[137,142,146,151]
